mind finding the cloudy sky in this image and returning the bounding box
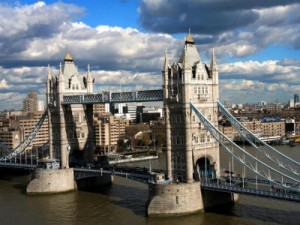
[1,0,300,111]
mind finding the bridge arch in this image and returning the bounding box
[196,156,216,180]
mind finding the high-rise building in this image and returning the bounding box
[23,92,38,112]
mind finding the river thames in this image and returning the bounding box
[0,145,300,225]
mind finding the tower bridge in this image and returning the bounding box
[0,34,300,217]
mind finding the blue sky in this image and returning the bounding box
[1,0,300,111]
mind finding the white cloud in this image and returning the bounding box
[1,1,300,110]
[219,60,300,85]
[0,79,9,89]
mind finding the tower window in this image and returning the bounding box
[168,68,171,79]
[194,87,197,94]
[200,134,205,143]
[178,67,182,79]
[192,66,196,79]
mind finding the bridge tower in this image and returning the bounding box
[164,34,220,182]
[27,53,95,194]
[46,53,95,168]
[147,34,226,216]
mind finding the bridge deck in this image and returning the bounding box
[62,90,163,104]
[201,182,300,203]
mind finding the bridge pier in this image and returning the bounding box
[26,168,77,194]
[146,181,238,217]
[146,182,203,216]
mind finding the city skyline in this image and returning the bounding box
[1,0,300,111]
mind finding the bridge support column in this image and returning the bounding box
[26,168,77,194]
[146,182,203,216]
[84,104,95,164]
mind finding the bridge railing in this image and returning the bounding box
[201,180,300,202]
[73,167,150,183]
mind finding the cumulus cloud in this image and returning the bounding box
[1,1,300,110]
[0,79,9,89]
[0,3,178,72]
[0,1,84,57]
[138,0,300,58]
[218,59,300,103]
[219,60,300,85]
[219,79,298,104]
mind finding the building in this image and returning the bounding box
[38,100,45,111]
[265,103,282,114]
[0,111,49,153]
[140,107,162,123]
[218,116,286,142]
[94,113,130,154]
[260,120,285,137]
[23,92,38,112]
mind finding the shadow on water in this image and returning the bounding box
[78,176,148,217]
[12,183,28,194]
[232,200,300,225]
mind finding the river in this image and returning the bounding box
[0,145,300,225]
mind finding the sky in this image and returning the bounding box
[1,0,300,111]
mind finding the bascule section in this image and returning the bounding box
[147,34,224,216]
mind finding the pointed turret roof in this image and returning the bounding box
[87,64,92,81]
[178,33,201,68]
[64,53,73,62]
[210,48,217,71]
[163,49,169,71]
[47,64,51,81]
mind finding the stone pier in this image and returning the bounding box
[26,168,76,194]
[146,182,203,216]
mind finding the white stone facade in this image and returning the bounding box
[163,35,220,182]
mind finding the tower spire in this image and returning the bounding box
[185,29,194,44]
[210,48,217,71]
[86,64,93,93]
[164,48,169,71]
[59,62,62,75]
[87,64,91,79]
[47,64,51,81]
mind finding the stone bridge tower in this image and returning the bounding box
[147,34,224,216]
[164,34,220,183]
[46,53,95,168]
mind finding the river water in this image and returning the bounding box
[0,145,300,225]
